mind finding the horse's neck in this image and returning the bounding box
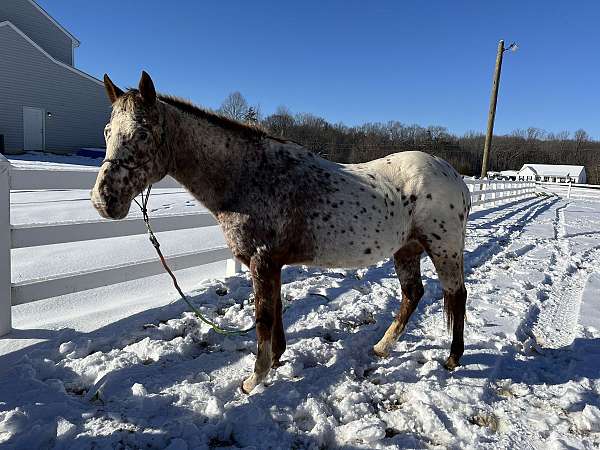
[165,106,249,212]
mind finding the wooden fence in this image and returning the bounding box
[0,155,536,337]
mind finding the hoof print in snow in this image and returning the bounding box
[385,427,401,438]
[215,286,228,296]
[469,413,500,433]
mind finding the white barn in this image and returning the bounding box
[517,164,587,184]
[0,0,109,154]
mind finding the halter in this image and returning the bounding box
[101,157,151,170]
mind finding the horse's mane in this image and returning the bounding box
[159,94,270,140]
[120,89,287,143]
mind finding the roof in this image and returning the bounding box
[27,0,80,46]
[0,21,100,85]
[519,164,586,177]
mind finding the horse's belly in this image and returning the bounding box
[311,230,401,269]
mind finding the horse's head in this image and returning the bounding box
[91,71,170,219]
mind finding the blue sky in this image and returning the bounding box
[39,1,599,138]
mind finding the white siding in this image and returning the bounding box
[0,0,75,65]
[0,25,109,153]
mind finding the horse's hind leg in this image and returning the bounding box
[373,241,425,357]
[426,247,467,370]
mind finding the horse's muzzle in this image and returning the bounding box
[90,190,129,220]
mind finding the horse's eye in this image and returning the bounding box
[138,131,148,141]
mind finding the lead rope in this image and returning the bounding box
[133,185,255,336]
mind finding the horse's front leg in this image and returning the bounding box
[242,255,282,393]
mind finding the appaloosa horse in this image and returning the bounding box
[92,72,471,393]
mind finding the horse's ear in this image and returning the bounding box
[139,71,156,105]
[103,74,124,104]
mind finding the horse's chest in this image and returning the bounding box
[216,210,313,265]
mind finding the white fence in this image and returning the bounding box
[0,154,240,336]
[535,180,600,201]
[0,155,537,337]
[463,178,537,208]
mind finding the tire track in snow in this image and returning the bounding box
[525,202,600,349]
[464,196,558,276]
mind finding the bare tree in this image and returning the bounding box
[256,107,600,183]
[218,91,249,121]
[574,128,590,160]
[574,129,589,143]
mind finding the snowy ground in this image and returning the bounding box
[1,157,600,449]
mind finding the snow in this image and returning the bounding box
[1,155,600,449]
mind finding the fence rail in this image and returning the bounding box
[11,212,218,248]
[463,178,536,208]
[0,155,538,337]
[9,167,180,191]
[11,247,232,306]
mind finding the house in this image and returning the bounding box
[517,164,587,184]
[0,0,109,154]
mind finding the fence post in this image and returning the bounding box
[0,155,11,337]
[226,258,242,277]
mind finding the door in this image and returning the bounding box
[23,106,45,151]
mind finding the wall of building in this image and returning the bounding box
[0,24,109,154]
[0,0,74,65]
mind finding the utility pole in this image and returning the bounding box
[481,40,505,179]
[480,40,518,179]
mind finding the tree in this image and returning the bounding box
[218,92,249,121]
[244,107,258,124]
[574,128,590,161]
[262,106,295,137]
[574,129,589,143]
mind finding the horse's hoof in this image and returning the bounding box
[444,355,460,371]
[372,345,389,358]
[241,379,254,394]
[241,376,254,394]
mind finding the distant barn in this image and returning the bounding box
[517,164,587,184]
[0,0,109,154]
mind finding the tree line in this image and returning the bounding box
[217,92,600,184]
